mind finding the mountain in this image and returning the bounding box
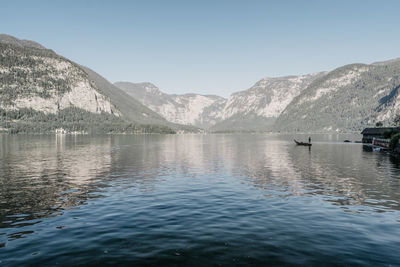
[84,69,199,132]
[114,82,226,128]
[4,34,399,134]
[115,73,324,131]
[275,60,400,132]
[211,73,325,132]
[82,68,171,125]
[0,36,117,116]
[113,60,400,133]
[0,34,177,133]
[0,34,46,49]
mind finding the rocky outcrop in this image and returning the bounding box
[0,36,118,116]
[275,60,400,132]
[115,82,226,128]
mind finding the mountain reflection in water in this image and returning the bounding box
[0,134,400,266]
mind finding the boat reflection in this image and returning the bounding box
[1,134,400,244]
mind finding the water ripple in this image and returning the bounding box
[0,134,400,265]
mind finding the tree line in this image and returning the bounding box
[0,107,175,134]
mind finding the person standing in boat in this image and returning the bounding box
[308,137,311,144]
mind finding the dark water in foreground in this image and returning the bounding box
[0,134,400,266]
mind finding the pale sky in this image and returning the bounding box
[2,0,400,97]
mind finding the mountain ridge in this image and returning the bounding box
[275,60,400,132]
[2,33,400,133]
[0,34,189,133]
[0,34,47,50]
[115,72,325,131]
[114,81,226,128]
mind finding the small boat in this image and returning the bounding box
[294,139,312,146]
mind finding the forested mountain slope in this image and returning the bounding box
[0,34,176,133]
[275,60,400,132]
[210,73,325,132]
[3,34,399,133]
[115,73,324,131]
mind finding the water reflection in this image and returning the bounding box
[212,134,400,212]
[287,142,400,211]
[1,133,400,245]
[0,135,112,236]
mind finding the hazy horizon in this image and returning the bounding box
[2,0,400,97]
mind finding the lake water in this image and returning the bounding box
[0,134,400,266]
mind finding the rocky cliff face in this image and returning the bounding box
[0,35,118,116]
[114,82,226,128]
[222,73,325,119]
[5,34,399,133]
[115,73,323,130]
[0,34,184,133]
[115,59,400,133]
[275,60,400,132]
[211,73,325,131]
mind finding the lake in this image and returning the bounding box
[0,133,400,266]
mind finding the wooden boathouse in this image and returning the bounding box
[361,127,400,143]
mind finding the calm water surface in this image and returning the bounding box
[0,134,400,266]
